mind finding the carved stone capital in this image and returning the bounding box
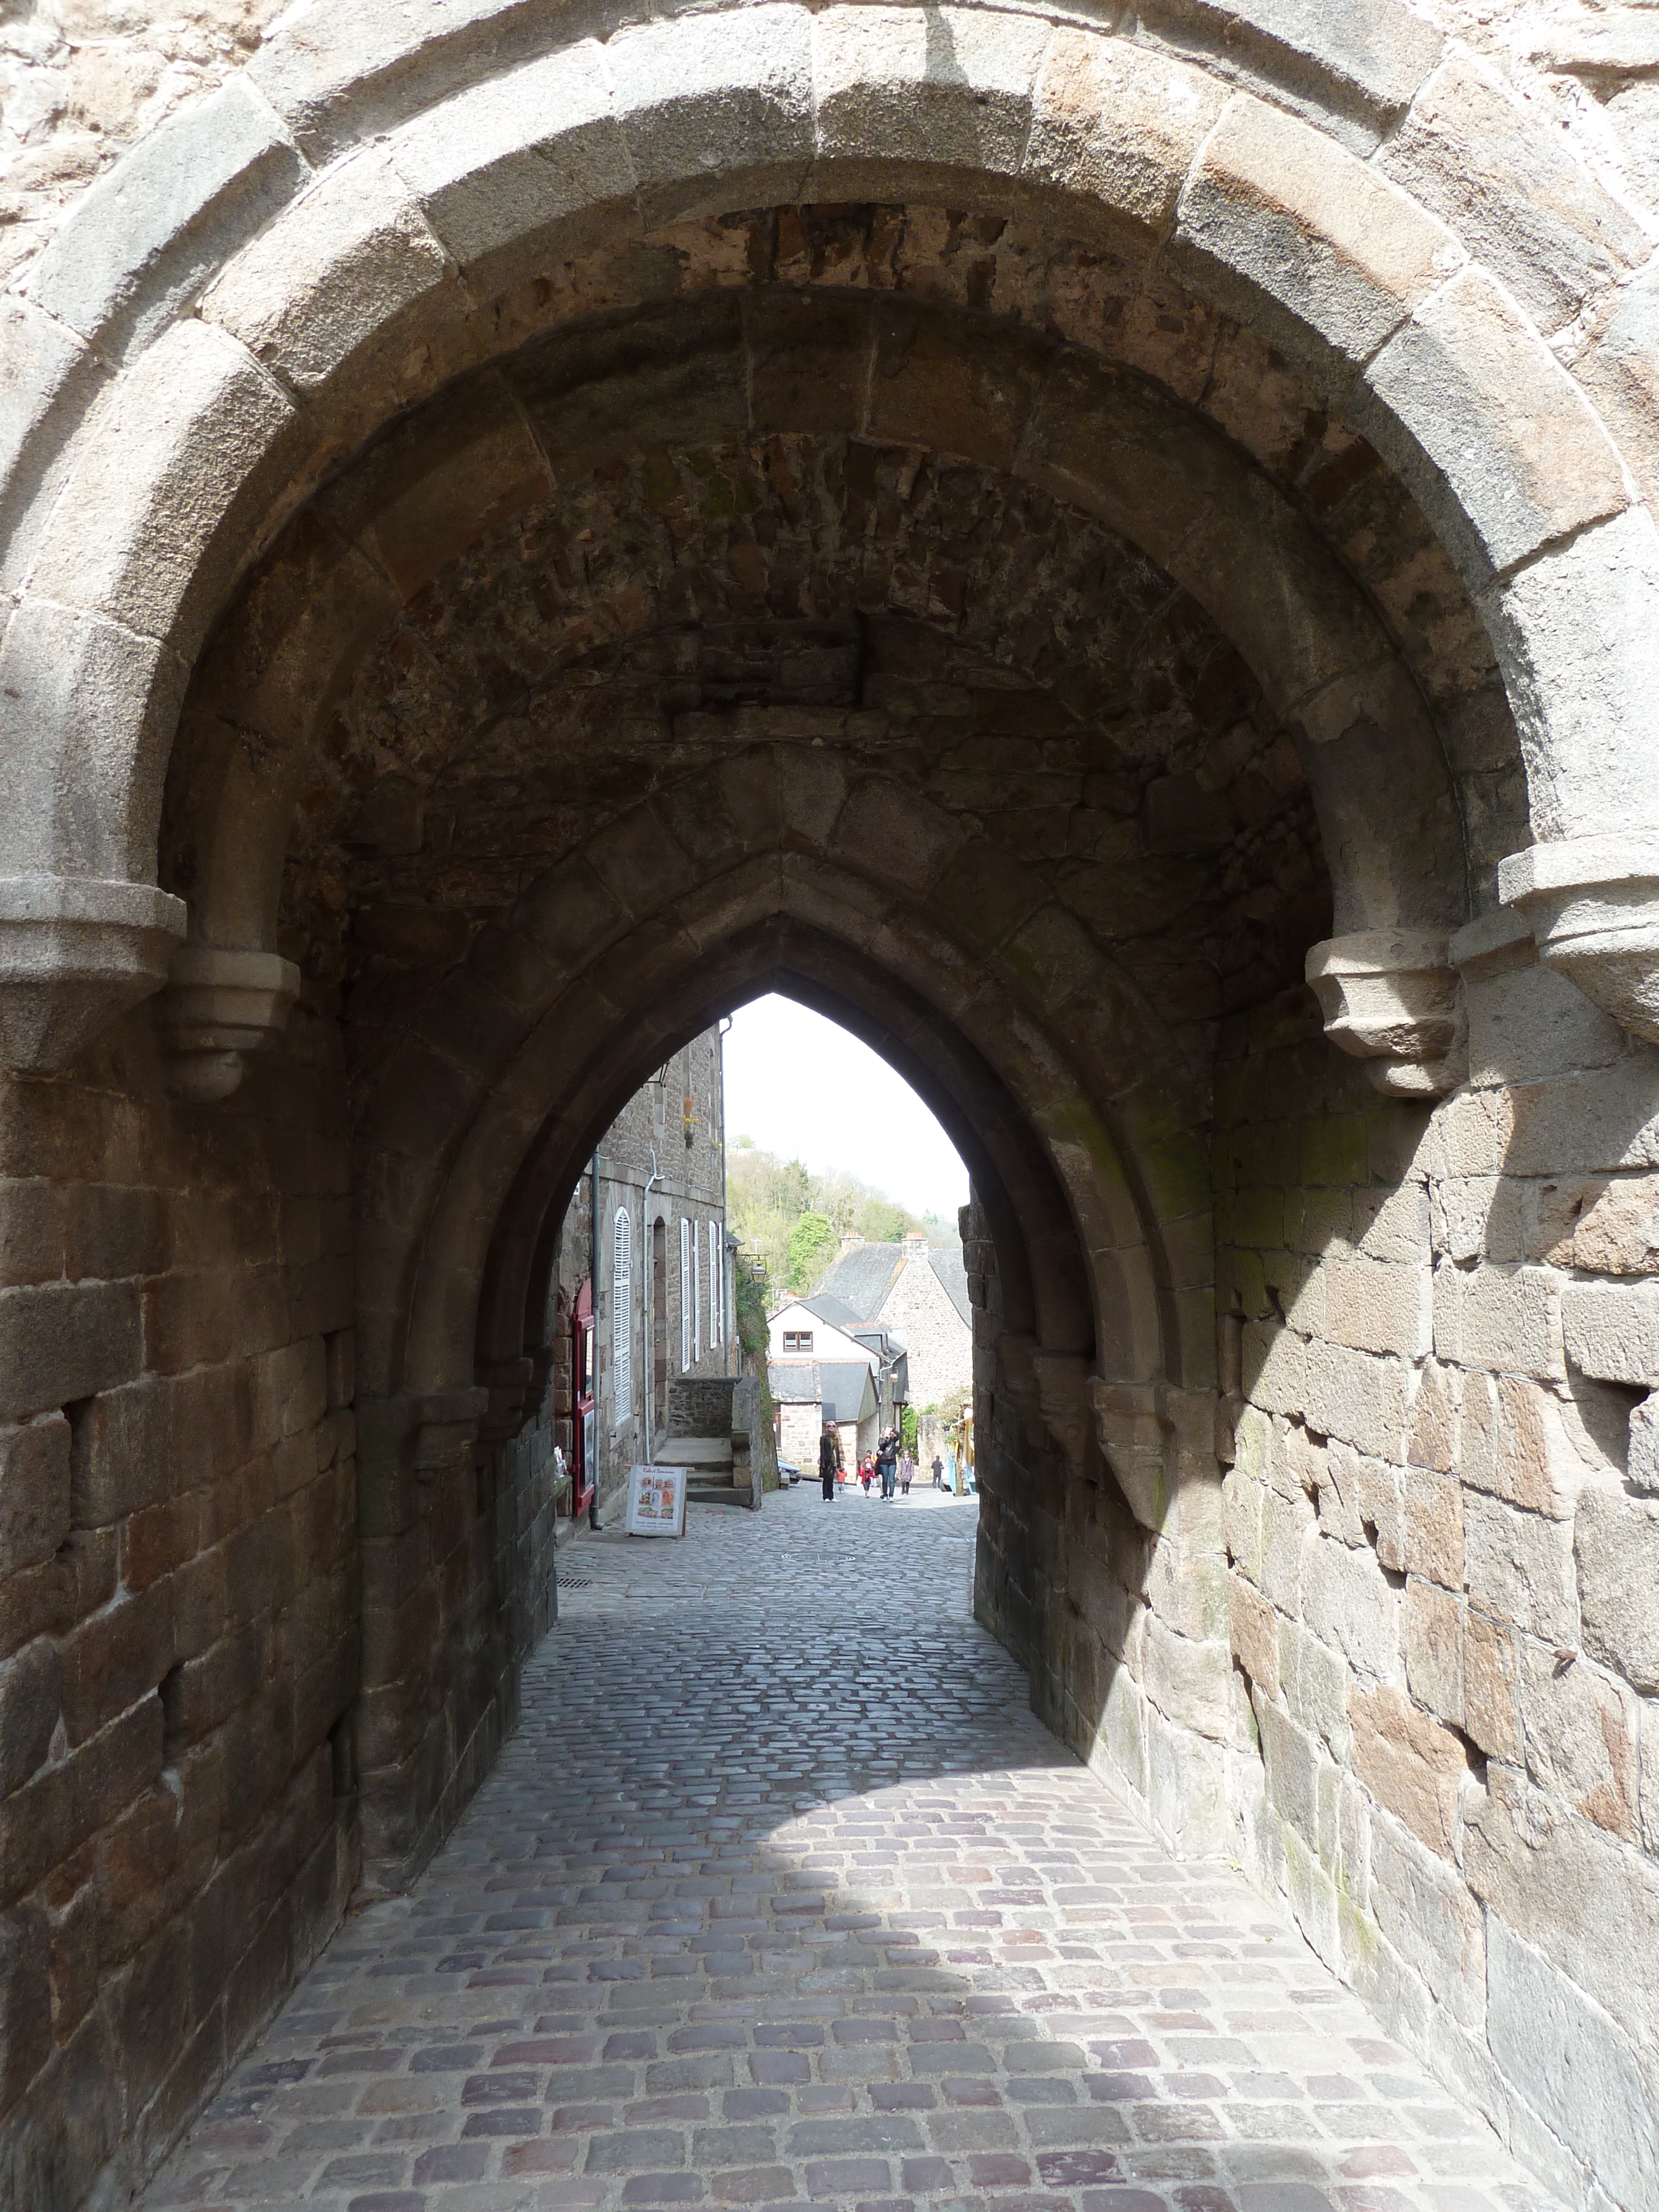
[1499,836,1659,1045]
[1305,930,1463,1096]
[159,943,301,1102]
[0,875,186,1073]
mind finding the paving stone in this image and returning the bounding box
[139,1494,1563,2212]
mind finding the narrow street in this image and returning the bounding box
[142,1491,1557,2212]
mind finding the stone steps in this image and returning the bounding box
[659,1438,747,1506]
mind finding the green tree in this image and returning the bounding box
[725,1141,941,1312]
[786,1209,839,1291]
[900,1405,919,1456]
[857,1194,909,1243]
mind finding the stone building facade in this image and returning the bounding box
[815,1234,974,1411]
[554,1028,732,1520]
[6,7,1659,2210]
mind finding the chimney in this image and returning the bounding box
[902,1231,928,1256]
[839,1232,864,1256]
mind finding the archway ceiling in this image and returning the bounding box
[165,206,1514,969]
[289,430,1327,1041]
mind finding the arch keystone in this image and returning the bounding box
[811,4,1050,207]
[611,5,814,227]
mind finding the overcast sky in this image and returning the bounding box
[723,993,970,1222]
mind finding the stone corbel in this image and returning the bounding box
[1498,836,1659,1044]
[1091,1379,1220,1532]
[0,875,186,1073]
[1029,1349,1092,1479]
[411,1386,491,1481]
[1305,930,1464,1096]
[997,1332,1040,1427]
[479,1357,538,1444]
[158,943,301,1103]
[1091,1380,1169,1531]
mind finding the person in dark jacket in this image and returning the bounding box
[931,1453,945,1489]
[877,1428,899,1500]
[819,1422,841,1501]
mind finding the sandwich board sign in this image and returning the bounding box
[627,1463,687,1537]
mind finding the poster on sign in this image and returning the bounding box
[627,1464,688,1538]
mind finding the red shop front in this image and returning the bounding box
[570,1275,596,1520]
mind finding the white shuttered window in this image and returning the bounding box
[708,1219,721,1347]
[611,1207,632,1425]
[680,1217,692,1371]
[692,1219,702,1361]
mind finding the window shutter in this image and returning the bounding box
[692,1218,701,1361]
[612,1207,632,1425]
[680,1217,691,1371]
[709,1218,721,1345]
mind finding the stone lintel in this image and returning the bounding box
[1305,928,1463,1095]
[0,873,186,1072]
[1499,834,1659,1044]
[158,941,301,1102]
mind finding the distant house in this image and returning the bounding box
[766,1289,906,1470]
[810,1232,972,1411]
[769,1358,877,1475]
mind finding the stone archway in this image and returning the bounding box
[6,11,1659,2211]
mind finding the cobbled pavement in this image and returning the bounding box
[140,1484,1563,2212]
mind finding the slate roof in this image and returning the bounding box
[813,1243,905,1318]
[766,1360,878,1428]
[817,1361,878,1426]
[928,1246,972,1326]
[801,1292,863,1333]
[768,1361,821,1403]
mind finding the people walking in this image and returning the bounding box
[899,1449,913,1497]
[877,1427,899,1500]
[860,1456,874,1496]
[819,1422,841,1501]
[931,1453,944,1489]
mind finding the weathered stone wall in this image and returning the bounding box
[0,1001,358,2206]
[971,938,1659,2208]
[877,1254,973,1410]
[557,1029,731,1509]
[1212,955,1659,2208]
[667,1374,739,1439]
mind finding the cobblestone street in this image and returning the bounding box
[141,1489,1559,2212]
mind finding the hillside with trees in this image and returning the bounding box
[726,1139,955,1298]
